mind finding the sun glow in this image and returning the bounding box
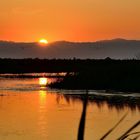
[39,39,48,44]
[39,77,48,86]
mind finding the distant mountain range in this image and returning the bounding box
[0,38,140,59]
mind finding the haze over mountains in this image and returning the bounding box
[0,39,140,59]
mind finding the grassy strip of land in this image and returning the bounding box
[49,68,140,92]
[1,58,140,92]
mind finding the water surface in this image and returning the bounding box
[0,77,140,140]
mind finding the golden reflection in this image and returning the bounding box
[39,90,47,108]
[38,90,47,137]
[39,77,48,86]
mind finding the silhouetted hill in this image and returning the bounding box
[0,39,140,59]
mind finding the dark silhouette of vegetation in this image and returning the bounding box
[58,93,140,140]
[0,58,140,73]
[60,93,140,111]
[1,58,140,92]
[0,73,64,78]
[77,91,88,140]
[47,59,140,92]
[101,117,140,140]
[117,120,140,140]
[100,113,128,140]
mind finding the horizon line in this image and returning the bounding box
[0,38,140,44]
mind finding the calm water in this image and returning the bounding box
[0,76,140,140]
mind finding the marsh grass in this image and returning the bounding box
[100,113,128,140]
[100,115,140,140]
[117,120,140,140]
[68,93,140,140]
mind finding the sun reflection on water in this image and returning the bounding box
[38,90,47,138]
[39,90,47,109]
[39,77,48,86]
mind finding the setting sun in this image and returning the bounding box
[39,39,48,44]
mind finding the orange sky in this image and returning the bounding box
[0,0,140,42]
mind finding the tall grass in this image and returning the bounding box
[100,113,128,140]
[100,115,140,140]
[76,92,140,140]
